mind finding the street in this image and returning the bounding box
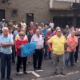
[0,53,80,80]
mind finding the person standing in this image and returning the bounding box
[41,25,48,38]
[48,28,66,75]
[9,28,13,40]
[13,21,18,31]
[45,21,49,26]
[9,28,15,63]
[15,28,28,42]
[31,29,44,71]
[38,26,44,39]
[16,32,29,75]
[0,27,14,80]
[20,19,27,29]
[49,21,54,29]
[28,30,33,43]
[41,23,44,29]
[0,19,5,28]
[41,25,48,59]
[64,25,70,37]
[29,22,36,34]
[74,29,80,63]
[46,28,52,59]
[35,23,39,29]
[0,33,2,58]
[65,30,78,67]
[27,30,33,64]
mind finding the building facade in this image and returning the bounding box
[0,0,80,28]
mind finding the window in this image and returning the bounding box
[11,9,18,17]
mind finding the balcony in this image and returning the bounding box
[49,0,80,10]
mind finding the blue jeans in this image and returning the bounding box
[49,51,52,58]
[1,53,12,79]
[65,52,74,67]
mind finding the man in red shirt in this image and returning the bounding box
[28,22,36,34]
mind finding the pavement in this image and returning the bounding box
[0,54,80,80]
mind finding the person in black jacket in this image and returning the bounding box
[74,29,80,63]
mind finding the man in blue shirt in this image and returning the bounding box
[41,25,48,39]
[0,27,14,80]
[41,25,48,59]
[28,30,33,43]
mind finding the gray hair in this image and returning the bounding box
[2,27,8,31]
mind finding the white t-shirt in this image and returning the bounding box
[49,22,54,29]
[31,34,44,49]
[21,22,27,29]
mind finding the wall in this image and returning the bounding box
[0,0,53,24]
[0,0,80,24]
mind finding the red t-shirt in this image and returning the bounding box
[16,40,29,56]
[27,27,36,34]
[32,27,36,34]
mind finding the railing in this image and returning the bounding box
[55,0,80,3]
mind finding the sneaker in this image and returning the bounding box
[24,71,27,74]
[36,68,44,72]
[76,61,79,63]
[53,72,59,75]
[16,72,23,75]
[60,72,65,75]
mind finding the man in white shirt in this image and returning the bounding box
[31,29,44,71]
[49,21,54,29]
[20,19,27,29]
[0,19,5,28]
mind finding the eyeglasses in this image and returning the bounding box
[20,35,25,36]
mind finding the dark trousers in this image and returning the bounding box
[17,56,27,72]
[33,49,43,69]
[70,52,74,66]
[1,53,11,79]
[12,46,15,63]
[74,44,79,62]
[0,52,1,58]
[44,45,48,58]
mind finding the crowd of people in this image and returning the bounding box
[0,19,80,80]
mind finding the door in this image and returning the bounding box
[27,13,34,27]
[53,17,63,28]
[53,17,73,28]
[76,17,80,28]
[63,17,73,27]
[0,10,5,21]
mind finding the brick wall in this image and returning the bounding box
[0,0,53,24]
[0,0,80,24]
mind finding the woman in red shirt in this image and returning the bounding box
[16,32,29,75]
